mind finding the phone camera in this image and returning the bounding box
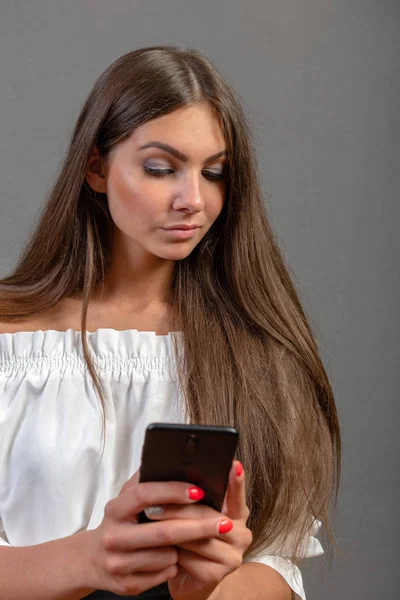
[185,436,198,455]
[180,435,199,464]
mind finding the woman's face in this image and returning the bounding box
[89,101,228,263]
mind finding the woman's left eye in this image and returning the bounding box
[203,170,224,181]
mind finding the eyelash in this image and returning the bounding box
[144,166,225,182]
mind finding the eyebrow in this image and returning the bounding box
[138,141,228,164]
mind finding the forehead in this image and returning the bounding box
[130,102,226,154]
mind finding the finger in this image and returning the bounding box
[108,481,205,521]
[118,468,140,496]
[179,522,253,559]
[176,548,235,586]
[104,547,178,576]
[144,503,218,521]
[178,537,236,564]
[109,564,178,597]
[102,516,234,551]
[221,460,248,521]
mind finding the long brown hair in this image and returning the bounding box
[0,45,340,562]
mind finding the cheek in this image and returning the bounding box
[106,169,156,225]
[207,185,226,220]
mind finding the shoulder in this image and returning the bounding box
[0,320,31,334]
[0,316,52,335]
[0,297,81,335]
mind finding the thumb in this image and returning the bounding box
[221,460,247,521]
[118,467,140,496]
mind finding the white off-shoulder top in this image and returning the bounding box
[0,329,323,599]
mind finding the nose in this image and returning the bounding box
[173,171,205,212]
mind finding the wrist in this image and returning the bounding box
[68,529,98,594]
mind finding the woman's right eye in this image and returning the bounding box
[144,166,173,178]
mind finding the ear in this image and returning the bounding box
[85,147,107,194]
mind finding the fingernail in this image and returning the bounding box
[144,505,164,517]
[218,519,233,534]
[236,462,244,477]
[188,487,205,501]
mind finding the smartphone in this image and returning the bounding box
[138,422,239,523]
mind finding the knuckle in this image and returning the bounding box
[104,500,115,519]
[166,564,179,579]
[200,563,223,585]
[231,550,244,569]
[134,485,146,507]
[118,481,130,496]
[105,556,125,576]
[101,530,117,551]
[244,527,253,548]
[113,578,140,597]
[243,506,250,521]
[156,522,177,545]
[164,546,179,563]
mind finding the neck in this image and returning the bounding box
[96,230,175,310]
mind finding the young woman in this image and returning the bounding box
[0,45,340,600]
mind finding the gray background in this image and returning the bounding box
[0,1,398,598]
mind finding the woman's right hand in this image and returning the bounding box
[85,470,228,596]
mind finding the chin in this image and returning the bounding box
[157,245,198,260]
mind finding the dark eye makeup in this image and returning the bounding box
[144,166,226,182]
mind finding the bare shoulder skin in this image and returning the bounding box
[0,296,173,335]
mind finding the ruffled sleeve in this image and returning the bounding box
[245,519,324,600]
[0,328,323,600]
[0,517,11,546]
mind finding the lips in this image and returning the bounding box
[161,227,199,239]
[163,226,199,230]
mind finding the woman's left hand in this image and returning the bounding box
[144,460,252,600]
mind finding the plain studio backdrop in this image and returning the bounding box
[0,2,398,599]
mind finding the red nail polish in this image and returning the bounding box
[188,487,205,501]
[236,462,243,477]
[218,519,233,534]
